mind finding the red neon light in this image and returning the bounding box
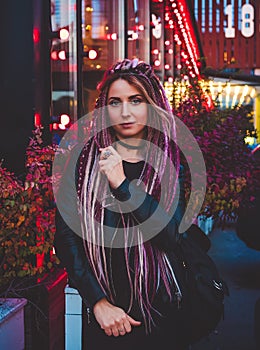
[170,0,201,77]
[51,51,58,60]
[36,216,44,269]
[33,28,40,43]
[34,113,41,127]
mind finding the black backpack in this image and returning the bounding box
[169,224,229,345]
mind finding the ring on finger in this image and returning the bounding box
[103,149,112,159]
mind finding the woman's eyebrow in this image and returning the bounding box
[108,96,120,101]
[108,94,143,101]
[128,94,143,99]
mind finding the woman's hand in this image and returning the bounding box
[93,298,141,337]
[99,146,126,189]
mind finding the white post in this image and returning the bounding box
[65,285,82,350]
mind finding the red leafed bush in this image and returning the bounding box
[173,79,258,224]
[0,127,60,293]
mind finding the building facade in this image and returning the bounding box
[189,0,260,140]
[48,0,203,139]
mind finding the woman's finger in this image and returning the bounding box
[104,328,113,336]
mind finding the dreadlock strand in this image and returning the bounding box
[77,59,181,334]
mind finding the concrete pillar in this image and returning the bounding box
[0,298,27,350]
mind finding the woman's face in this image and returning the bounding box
[107,79,148,140]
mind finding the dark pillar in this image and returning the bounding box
[33,0,52,146]
[0,1,34,177]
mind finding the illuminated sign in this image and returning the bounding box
[192,0,260,69]
[224,3,254,38]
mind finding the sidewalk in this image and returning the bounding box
[191,225,260,350]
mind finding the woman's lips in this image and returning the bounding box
[120,122,135,128]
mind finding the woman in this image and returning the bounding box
[54,58,189,349]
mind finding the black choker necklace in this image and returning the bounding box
[116,138,145,150]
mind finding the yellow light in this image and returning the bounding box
[226,83,231,94]
[59,28,69,40]
[226,83,231,108]
[60,114,70,126]
[88,49,98,60]
[244,136,255,146]
[250,88,256,98]
[217,82,222,93]
[232,86,240,107]
[235,85,240,94]
[239,95,245,106]
[243,85,249,96]
[209,81,215,99]
[219,93,223,108]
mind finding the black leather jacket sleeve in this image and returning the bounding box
[111,165,186,252]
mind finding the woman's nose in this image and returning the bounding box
[122,102,130,117]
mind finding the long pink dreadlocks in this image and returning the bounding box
[77,59,181,332]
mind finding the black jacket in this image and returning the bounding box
[54,151,185,310]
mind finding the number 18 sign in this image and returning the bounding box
[225,3,254,38]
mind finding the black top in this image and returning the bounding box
[122,159,145,180]
[108,160,145,317]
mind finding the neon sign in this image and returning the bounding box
[225,3,254,38]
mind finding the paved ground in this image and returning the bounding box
[190,224,260,350]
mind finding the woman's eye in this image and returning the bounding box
[131,98,143,105]
[108,97,143,106]
[109,100,121,106]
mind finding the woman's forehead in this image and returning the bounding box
[108,79,142,97]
